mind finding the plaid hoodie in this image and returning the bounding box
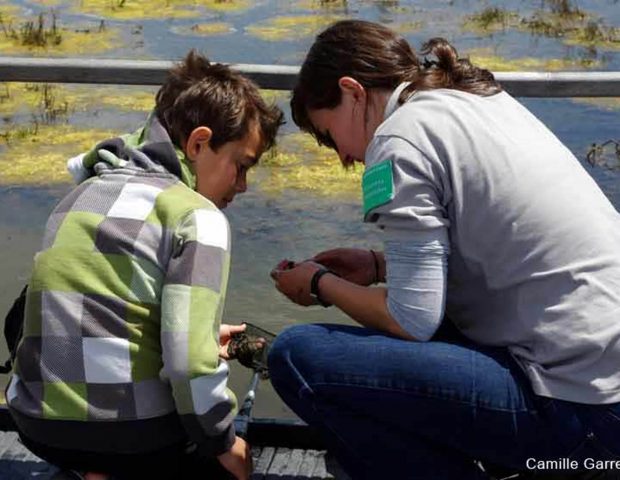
[7,113,237,455]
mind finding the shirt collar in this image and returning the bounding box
[383,82,412,121]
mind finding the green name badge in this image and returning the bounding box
[362,159,394,217]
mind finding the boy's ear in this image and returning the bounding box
[185,126,213,161]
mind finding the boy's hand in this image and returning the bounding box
[219,324,246,359]
[313,248,378,285]
[217,436,252,480]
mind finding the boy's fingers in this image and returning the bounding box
[227,324,246,334]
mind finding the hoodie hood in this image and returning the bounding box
[67,112,196,190]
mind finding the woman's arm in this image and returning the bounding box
[272,231,449,342]
[316,272,414,339]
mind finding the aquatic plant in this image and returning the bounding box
[259,89,289,105]
[586,140,620,170]
[388,20,424,35]
[466,48,602,72]
[0,125,120,185]
[0,83,155,120]
[564,22,620,51]
[171,22,234,37]
[73,0,251,20]
[573,97,620,111]
[519,6,589,38]
[295,0,347,12]
[253,133,362,199]
[544,0,585,18]
[0,10,119,55]
[246,15,344,42]
[462,7,519,34]
[0,12,61,48]
[0,83,70,125]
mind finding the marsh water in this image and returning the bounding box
[0,0,619,418]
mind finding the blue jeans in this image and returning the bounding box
[268,321,620,479]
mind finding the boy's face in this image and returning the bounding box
[187,125,262,209]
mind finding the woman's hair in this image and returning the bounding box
[156,49,283,153]
[291,20,501,143]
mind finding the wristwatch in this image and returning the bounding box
[310,267,334,308]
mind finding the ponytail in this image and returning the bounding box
[400,38,502,104]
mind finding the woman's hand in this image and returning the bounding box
[219,324,246,359]
[312,248,380,286]
[270,261,323,306]
[217,436,252,480]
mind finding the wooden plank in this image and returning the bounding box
[267,447,318,479]
[252,445,276,480]
[0,57,619,96]
[310,450,332,480]
[297,449,334,480]
[0,431,20,458]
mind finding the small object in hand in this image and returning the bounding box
[277,259,296,270]
[227,323,276,380]
[271,259,296,280]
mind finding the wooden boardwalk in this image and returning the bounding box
[0,431,341,480]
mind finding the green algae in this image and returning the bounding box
[388,20,424,35]
[254,132,362,200]
[246,15,343,42]
[72,0,251,21]
[564,22,620,51]
[0,83,65,117]
[462,4,620,52]
[66,85,157,112]
[0,11,119,56]
[172,22,234,37]
[462,7,520,35]
[466,48,602,72]
[516,0,590,37]
[0,83,286,128]
[260,89,289,105]
[294,0,347,12]
[0,125,120,185]
[0,83,157,121]
[517,8,620,51]
[573,98,620,111]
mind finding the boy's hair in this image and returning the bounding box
[291,20,501,163]
[156,49,283,154]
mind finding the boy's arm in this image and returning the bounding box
[161,207,237,456]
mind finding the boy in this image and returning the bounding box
[6,50,283,479]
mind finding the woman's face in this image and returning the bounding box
[307,78,371,165]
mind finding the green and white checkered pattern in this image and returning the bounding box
[7,114,237,450]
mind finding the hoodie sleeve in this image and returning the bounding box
[160,207,237,456]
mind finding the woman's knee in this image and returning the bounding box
[268,324,321,379]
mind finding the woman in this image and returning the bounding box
[268,20,620,479]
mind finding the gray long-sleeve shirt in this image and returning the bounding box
[365,86,620,404]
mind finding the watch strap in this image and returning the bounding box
[310,268,334,307]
